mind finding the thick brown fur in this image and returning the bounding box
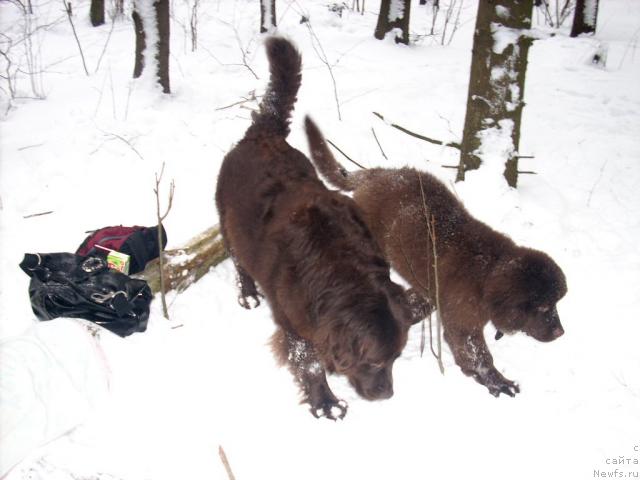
[215,38,422,419]
[305,117,568,397]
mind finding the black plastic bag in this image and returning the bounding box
[19,253,152,337]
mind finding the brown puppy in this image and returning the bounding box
[305,117,567,397]
[215,38,419,419]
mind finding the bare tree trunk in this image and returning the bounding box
[260,0,276,33]
[155,0,170,93]
[114,0,124,16]
[570,0,598,37]
[458,0,534,188]
[189,0,199,51]
[132,0,171,94]
[90,0,105,26]
[132,9,146,78]
[135,226,228,294]
[374,0,412,45]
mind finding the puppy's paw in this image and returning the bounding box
[486,376,520,398]
[310,398,348,421]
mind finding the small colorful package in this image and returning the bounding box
[105,249,130,274]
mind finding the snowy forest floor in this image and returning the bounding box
[1,0,639,479]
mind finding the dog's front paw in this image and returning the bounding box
[406,288,433,324]
[482,371,520,398]
[310,398,348,421]
[237,292,263,309]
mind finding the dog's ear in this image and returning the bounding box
[384,283,424,326]
[313,323,357,373]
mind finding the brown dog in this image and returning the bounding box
[215,38,421,419]
[305,117,567,397]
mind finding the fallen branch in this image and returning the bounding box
[23,210,53,219]
[218,445,236,480]
[373,111,461,150]
[371,127,388,160]
[215,90,257,111]
[135,225,228,294]
[326,139,367,170]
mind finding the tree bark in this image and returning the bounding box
[458,0,534,188]
[155,0,171,93]
[260,0,276,33]
[90,0,105,27]
[570,0,598,37]
[132,9,146,79]
[374,0,412,45]
[132,0,170,94]
[135,226,228,294]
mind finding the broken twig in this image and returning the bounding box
[373,111,461,150]
[23,210,53,219]
[371,127,388,160]
[218,445,236,480]
[326,139,367,170]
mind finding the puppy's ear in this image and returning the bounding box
[482,256,529,331]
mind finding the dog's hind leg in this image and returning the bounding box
[272,328,348,420]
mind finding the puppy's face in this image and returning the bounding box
[520,303,564,342]
[486,249,567,342]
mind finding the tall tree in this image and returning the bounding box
[570,0,599,37]
[132,0,171,94]
[374,0,411,45]
[260,0,276,33]
[458,0,534,188]
[90,0,105,27]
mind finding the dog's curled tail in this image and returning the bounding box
[304,116,359,191]
[248,37,302,138]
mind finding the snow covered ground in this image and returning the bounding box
[1,0,639,479]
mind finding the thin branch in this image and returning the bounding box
[418,172,444,374]
[371,127,388,160]
[215,91,257,111]
[305,20,342,121]
[154,163,175,221]
[218,445,236,480]
[232,27,259,80]
[23,210,53,219]
[326,139,367,170]
[101,131,144,160]
[587,158,609,207]
[94,13,118,73]
[154,162,175,320]
[373,112,461,150]
[17,142,44,151]
[62,1,89,76]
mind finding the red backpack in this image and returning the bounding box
[76,224,167,274]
